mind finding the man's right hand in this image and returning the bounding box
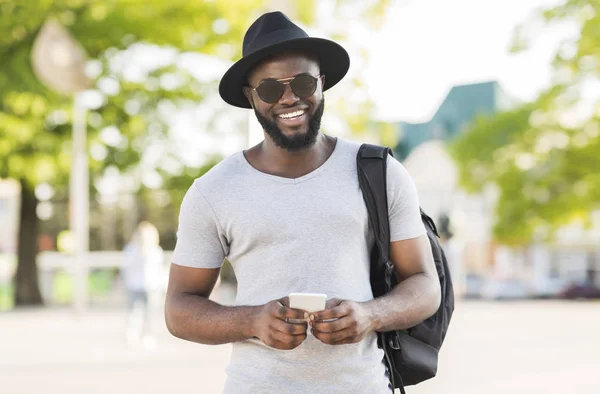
[253,297,308,350]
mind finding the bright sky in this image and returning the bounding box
[365,0,570,123]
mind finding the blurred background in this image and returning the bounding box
[1,0,599,393]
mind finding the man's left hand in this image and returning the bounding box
[309,298,375,345]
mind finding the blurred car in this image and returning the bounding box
[464,274,485,299]
[560,283,600,300]
[530,277,569,299]
[480,278,531,300]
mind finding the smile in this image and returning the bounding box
[277,109,306,119]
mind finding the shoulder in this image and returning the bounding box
[194,152,244,192]
[386,154,414,186]
[327,137,362,169]
[385,153,421,211]
[335,136,362,156]
[337,136,362,149]
[175,153,243,216]
[186,152,254,207]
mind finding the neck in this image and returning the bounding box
[247,133,336,179]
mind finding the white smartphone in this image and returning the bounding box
[289,292,327,313]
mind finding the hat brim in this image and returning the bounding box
[219,37,350,109]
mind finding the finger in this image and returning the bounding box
[312,327,354,345]
[272,328,306,343]
[272,319,308,336]
[311,302,349,322]
[324,298,343,309]
[333,336,357,345]
[271,329,307,349]
[275,304,308,320]
[269,337,304,350]
[311,316,352,333]
[278,296,290,307]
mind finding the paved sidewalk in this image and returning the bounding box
[1,298,599,394]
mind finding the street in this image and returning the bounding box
[1,299,599,394]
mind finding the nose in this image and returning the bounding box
[278,83,299,105]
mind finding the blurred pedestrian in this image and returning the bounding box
[121,221,165,349]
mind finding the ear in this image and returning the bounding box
[243,87,253,108]
[320,74,326,89]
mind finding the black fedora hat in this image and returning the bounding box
[219,11,350,109]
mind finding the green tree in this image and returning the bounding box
[450,1,600,245]
[1,0,393,306]
[1,0,265,306]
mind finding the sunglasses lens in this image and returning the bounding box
[290,74,318,98]
[256,79,285,103]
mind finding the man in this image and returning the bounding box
[165,11,441,393]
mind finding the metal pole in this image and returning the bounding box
[70,93,89,313]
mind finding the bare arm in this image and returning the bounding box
[164,263,255,344]
[310,235,441,344]
[365,234,441,331]
[164,263,308,348]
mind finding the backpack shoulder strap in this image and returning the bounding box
[356,143,393,271]
[357,143,404,392]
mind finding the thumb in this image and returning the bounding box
[325,298,343,309]
[278,296,290,307]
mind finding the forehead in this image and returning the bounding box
[248,51,320,84]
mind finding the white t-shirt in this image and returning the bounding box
[172,137,425,393]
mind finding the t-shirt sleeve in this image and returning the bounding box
[171,181,229,269]
[386,155,426,242]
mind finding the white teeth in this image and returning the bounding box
[278,110,305,119]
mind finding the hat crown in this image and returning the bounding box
[219,11,349,108]
[242,11,308,56]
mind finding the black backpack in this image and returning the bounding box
[356,143,455,393]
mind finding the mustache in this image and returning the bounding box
[271,103,310,115]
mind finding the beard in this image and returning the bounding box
[253,98,325,152]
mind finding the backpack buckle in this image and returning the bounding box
[389,333,401,350]
[385,261,394,276]
[385,261,395,281]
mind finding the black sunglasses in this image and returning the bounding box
[249,73,322,103]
